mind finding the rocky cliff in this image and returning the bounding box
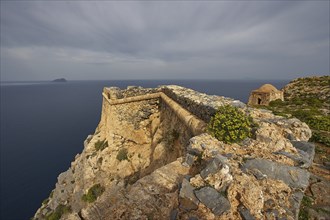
[34,85,314,220]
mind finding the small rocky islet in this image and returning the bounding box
[52,78,67,83]
[34,76,329,220]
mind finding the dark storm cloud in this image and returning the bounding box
[0,1,329,80]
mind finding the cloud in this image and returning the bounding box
[3,46,166,65]
[1,1,329,80]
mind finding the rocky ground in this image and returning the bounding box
[260,76,330,219]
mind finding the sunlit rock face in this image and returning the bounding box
[34,85,314,220]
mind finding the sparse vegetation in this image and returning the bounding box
[46,204,71,220]
[42,198,49,205]
[170,129,180,140]
[41,190,55,206]
[310,131,330,147]
[208,105,253,144]
[81,183,105,203]
[299,196,314,220]
[94,139,108,151]
[268,99,285,107]
[263,77,330,147]
[116,148,128,161]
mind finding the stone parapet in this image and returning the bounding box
[161,85,245,122]
[102,89,207,136]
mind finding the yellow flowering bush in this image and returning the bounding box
[208,105,253,144]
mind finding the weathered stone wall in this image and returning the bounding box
[103,86,159,100]
[161,85,245,122]
[103,97,159,144]
[98,86,201,181]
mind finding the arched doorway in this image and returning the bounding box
[257,98,262,105]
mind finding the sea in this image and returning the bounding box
[0,79,289,220]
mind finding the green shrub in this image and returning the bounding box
[305,97,323,108]
[81,183,105,203]
[299,196,313,220]
[94,140,108,151]
[42,198,49,205]
[310,131,330,147]
[269,99,284,107]
[116,148,128,161]
[208,105,253,144]
[46,204,71,220]
[305,116,330,132]
[291,98,304,105]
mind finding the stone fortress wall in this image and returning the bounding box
[101,86,207,136]
[34,85,315,220]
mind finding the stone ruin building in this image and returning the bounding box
[248,84,284,106]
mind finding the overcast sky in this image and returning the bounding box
[1,1,329,81]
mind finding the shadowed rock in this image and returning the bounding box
[195,187,230,216]
[291,141,315,167]
[238,205,255,220]
[179,179,199,211]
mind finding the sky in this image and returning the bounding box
[0,1,329,81]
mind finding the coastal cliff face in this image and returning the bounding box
[34,85,314,220]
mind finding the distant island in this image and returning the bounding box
[52,78,67,82]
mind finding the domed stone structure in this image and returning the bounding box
[248,84,283,106]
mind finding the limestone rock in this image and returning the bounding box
[179,179,199,210]
[200,157,232,191]
[242,158,310,189]
[195,186,231,216]
[189,174,205,188]
[182,153,197,167]
[291,141,315,168]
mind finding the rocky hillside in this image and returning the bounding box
[284,76,329,146]
[33,85,315,220]
[259,76,330,219]
[284,76,330,104]
[263,76,329,149]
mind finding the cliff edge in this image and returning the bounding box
[34,85,314,220]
